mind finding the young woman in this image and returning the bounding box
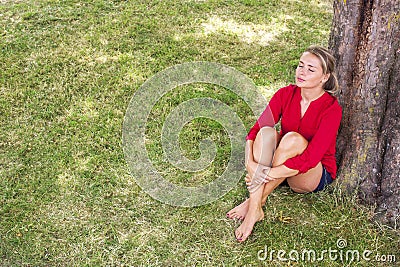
[227,46,342,242]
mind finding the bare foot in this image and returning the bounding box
[235,206,264,242]
[226,199,249,220]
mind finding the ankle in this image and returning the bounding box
[248,203,262,213]
[261,197,267,205]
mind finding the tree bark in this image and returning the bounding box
[329,0,400,226]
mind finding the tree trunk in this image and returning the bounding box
[329,0,400,226]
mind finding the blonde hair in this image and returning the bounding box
[305,45,339,95]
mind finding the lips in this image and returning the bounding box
[297,77,305,83]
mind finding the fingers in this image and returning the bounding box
[245,174,266,192]
[264,175,275,182]
[245,175,277,193]
[245,174,261,187]
[245,174,251,184]
[245,165,275,193]
[246,172,266,183]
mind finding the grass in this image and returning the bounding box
[1,0,399,266]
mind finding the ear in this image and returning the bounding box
[322,73,330,83]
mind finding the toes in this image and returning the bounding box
[226,211,235,219]
[235,214,243,220]
[237,214,245,221]
[227,210,247,221]
[235,229,243,241]
[235,225,253,242]
[239,233,249,242]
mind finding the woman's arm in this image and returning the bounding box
[267,165,298,180]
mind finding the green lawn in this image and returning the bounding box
[1,0,399,266]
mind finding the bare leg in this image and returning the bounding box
[234,177,284,242]
[227,127,278,220]
[234,149,289,241]
[234,132,322,242]
[276,133,322,193]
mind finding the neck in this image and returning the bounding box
[301,87,325,103]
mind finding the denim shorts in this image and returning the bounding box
[312,166,334,193]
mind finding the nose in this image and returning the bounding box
[298,67,305,76]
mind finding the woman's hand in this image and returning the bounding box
[246,161,270,182]
[245,161,272,192]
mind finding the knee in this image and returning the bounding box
[255,126,277,143]
[278,132,307,152]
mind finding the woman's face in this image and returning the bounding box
[295,52,329,90]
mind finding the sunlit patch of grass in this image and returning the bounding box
[196,14,290,46]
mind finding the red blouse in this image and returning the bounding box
[246,84,342,178]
